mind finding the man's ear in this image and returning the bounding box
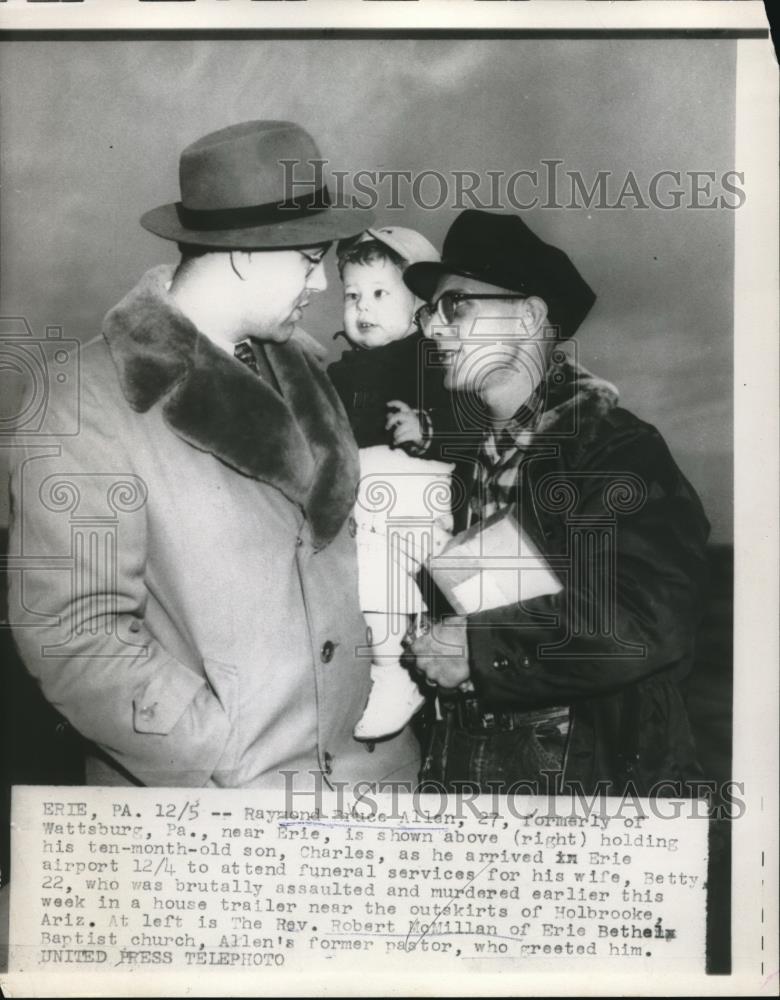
[518,296,548,338]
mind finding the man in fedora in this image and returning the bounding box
[403,209,711,797]
[7,120,419,789]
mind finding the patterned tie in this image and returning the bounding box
[233,339,260,376]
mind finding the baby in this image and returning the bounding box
[328,227,454,740]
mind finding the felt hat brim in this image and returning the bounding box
[141,201,376,249]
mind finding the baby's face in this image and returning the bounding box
[342,259,418,349]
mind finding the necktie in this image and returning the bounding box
[233,340,260,376]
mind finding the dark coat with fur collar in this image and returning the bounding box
[425,361,711,796]
[7,266,418,788]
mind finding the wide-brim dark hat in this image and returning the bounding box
[404,209,596,340]
[141,120,374,249]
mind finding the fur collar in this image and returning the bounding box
[539,357,619,437]
[102,265,358,550]
[501,358,619,458]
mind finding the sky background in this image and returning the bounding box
[0,38,735,541]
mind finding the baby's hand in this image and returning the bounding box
[386,400,424,451]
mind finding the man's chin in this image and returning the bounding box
[442,360,466,392]
[351,331,394,350]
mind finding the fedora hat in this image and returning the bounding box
[140,120,374,249]
[404,209,596,340]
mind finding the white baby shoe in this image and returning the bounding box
[354,661,426,740]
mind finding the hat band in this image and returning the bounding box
[176,187,331,232]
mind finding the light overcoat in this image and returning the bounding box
[8,266,419,789]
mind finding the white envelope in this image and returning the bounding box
[428,509,561,615]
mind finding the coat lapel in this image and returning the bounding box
[102,265,358,549]
[263,340,360,548]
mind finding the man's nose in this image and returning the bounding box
[306,259,328,293]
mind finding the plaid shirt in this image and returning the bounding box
[466,382,546,528]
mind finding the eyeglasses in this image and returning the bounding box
[416,292,527,328]
[298,247,329,277]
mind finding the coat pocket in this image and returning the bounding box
[132,658,208,735]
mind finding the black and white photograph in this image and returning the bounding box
[0,1,776,996]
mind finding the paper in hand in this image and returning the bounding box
[427,508,562,616]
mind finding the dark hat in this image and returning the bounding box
[404,209,596,339]
[140,120,374,249]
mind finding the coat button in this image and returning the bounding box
[320,640,336,663]
[521,654,531,670]
[348,515,358,538]
[138,704,156,720]
[492,655,510,672]
[295,536,304,547]
[129,620,141,633]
